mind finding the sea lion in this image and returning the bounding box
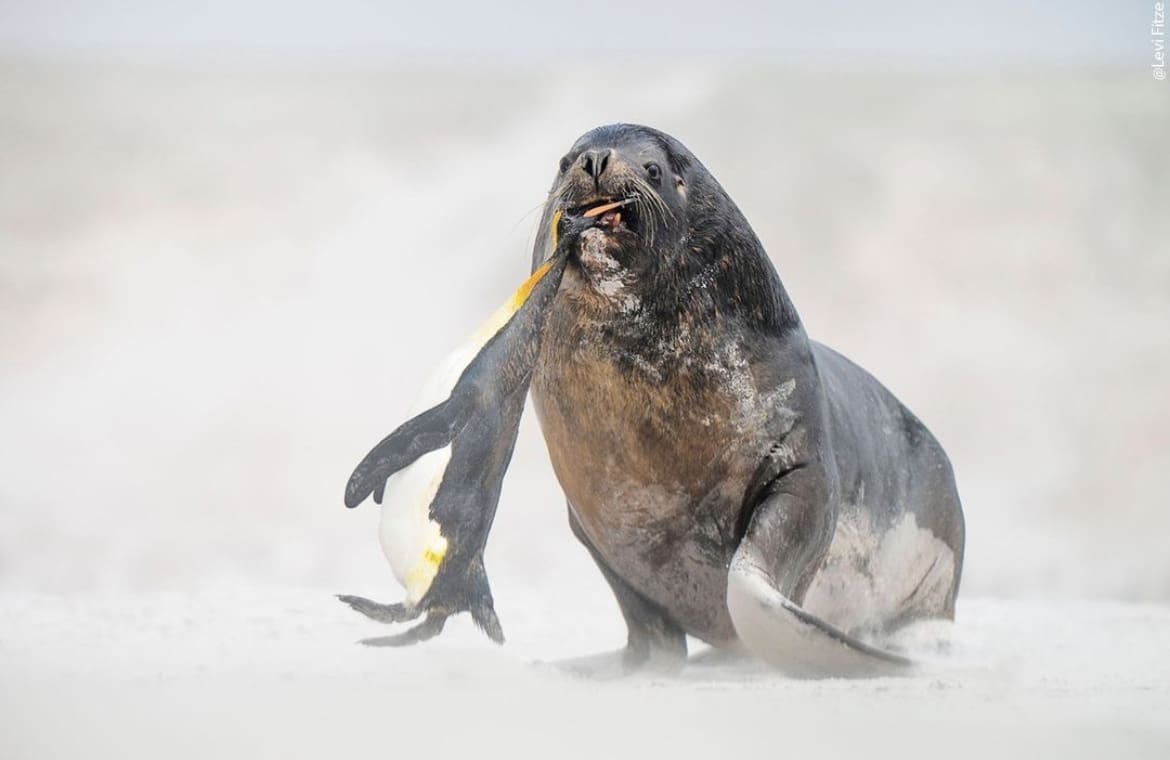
[529,124,965,676]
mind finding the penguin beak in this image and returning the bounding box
[580,196,640,235]
[556,196,639,246]
[583,198,633,219]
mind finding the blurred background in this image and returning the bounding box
[1,0,1167,616]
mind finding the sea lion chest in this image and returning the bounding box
[530,281,791,639]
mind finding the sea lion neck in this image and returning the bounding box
[575,208,804,343]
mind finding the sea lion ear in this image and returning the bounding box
[657,136,691,177]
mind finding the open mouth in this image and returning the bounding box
[569,195,640,234]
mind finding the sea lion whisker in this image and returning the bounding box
[628,176,668,242]
[638,194,659,245]
[632,175,671,227]
[513,195,560,235]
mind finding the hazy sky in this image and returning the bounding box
[0,0,1151,66]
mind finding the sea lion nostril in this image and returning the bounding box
[580,149,610,181]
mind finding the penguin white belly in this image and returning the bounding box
[378,444,452,606]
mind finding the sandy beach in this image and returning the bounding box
[2,589,1168,758]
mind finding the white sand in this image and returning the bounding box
[1,590,1167,758]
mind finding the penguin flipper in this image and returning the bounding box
[344,249,573,512]
[344,391,474,509]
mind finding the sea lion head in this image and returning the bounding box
[548,124,690,278]
[536,123,796,337]
[557,124,692,239]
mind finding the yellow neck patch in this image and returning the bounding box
[505,209,562,312]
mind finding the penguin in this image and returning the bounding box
[337,209,590,645]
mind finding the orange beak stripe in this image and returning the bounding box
[583,199,627,219]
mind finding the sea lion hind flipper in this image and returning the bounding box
[344,391,475,508]
[727,550,914,677]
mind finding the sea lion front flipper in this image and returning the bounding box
[727,549,914,678]
[565,504,687,673]
[727,454,914,677]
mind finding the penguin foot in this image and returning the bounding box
[360,613,448,647]
[336,594,417,624]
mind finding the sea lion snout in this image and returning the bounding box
[559,150,645,215]
[578,148,613,184]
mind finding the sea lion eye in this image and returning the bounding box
[559,156,572,174]
[645,162,662,184]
